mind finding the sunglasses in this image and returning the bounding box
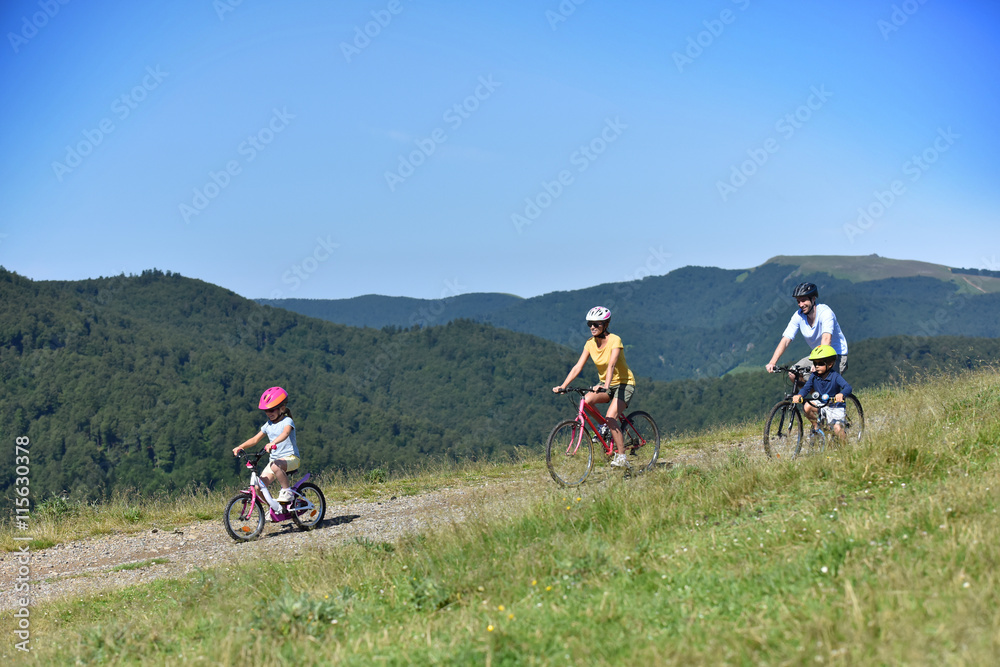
[587,322,604,328]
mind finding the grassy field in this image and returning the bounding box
[766,254,1000,293]
[4,369,1000,665]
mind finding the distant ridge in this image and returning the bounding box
[261,255,1000,382]
[258,293,524,329]
[763,254,1000,292]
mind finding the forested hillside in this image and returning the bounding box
[263,256,1000,381]
[0,269,578,502]
[3,267,998,505]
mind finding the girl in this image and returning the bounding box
[232,386,300,503]
[553,307,637,468]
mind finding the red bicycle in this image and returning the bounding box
[546,387,660,486]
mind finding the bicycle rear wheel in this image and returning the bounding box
[546,420,594,486]
[623,410,660,474]
[290,482,326,530]
[223,492,265,541]
[764,401,803,460]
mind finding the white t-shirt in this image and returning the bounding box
[261,416,299,461]
[781,303,848,355]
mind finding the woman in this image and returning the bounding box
[553,307,637,468]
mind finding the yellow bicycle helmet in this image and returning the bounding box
[808,345,838,362]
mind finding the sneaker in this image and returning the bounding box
[609,453,628,468]
[277,488,294,504]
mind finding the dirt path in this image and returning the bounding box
[0,441,751,611]
[960,275,988,293]
[0,477,544,611]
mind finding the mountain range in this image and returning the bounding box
[3,255,999,502]
[260,255,1000,382]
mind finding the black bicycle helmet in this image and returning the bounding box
[792,282,818,299]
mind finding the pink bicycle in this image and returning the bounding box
[223,449,327,541]
[547,387,660,486]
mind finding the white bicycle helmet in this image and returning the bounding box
[586,306,611,322]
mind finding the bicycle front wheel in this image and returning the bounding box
[546,420,594,486]
[623,410,660,474]
[224,492,265,541]
[764,401,803,460]
[841,394,865,445]
[290,482,327,530]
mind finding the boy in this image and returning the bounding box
[792,345,852,444]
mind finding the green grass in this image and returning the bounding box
[5,370,1000,664]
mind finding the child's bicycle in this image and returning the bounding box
[799,391,864,454]
[223,449,327,541]
[763,365,864,460]
[547,386,660,486]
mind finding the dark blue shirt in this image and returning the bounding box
[799,371,852,406]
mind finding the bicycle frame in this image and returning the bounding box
[771,366,809,428]
[241,456,315,523]
[565,395,646,458]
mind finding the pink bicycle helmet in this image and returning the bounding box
[258,386,288,410]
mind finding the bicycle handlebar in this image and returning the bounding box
[804,391,845,406]
[555,386,607,395]
[770,365,808,376]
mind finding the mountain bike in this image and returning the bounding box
[223,449,327,541]
[547,386,660,486]
[763,366,864,459]
[798,391,865,455]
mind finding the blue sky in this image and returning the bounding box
[1,0,998,301]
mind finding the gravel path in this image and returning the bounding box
[0,477,541,611]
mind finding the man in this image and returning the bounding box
[765,282,848,377]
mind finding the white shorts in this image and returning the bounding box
[822,406,846,424]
